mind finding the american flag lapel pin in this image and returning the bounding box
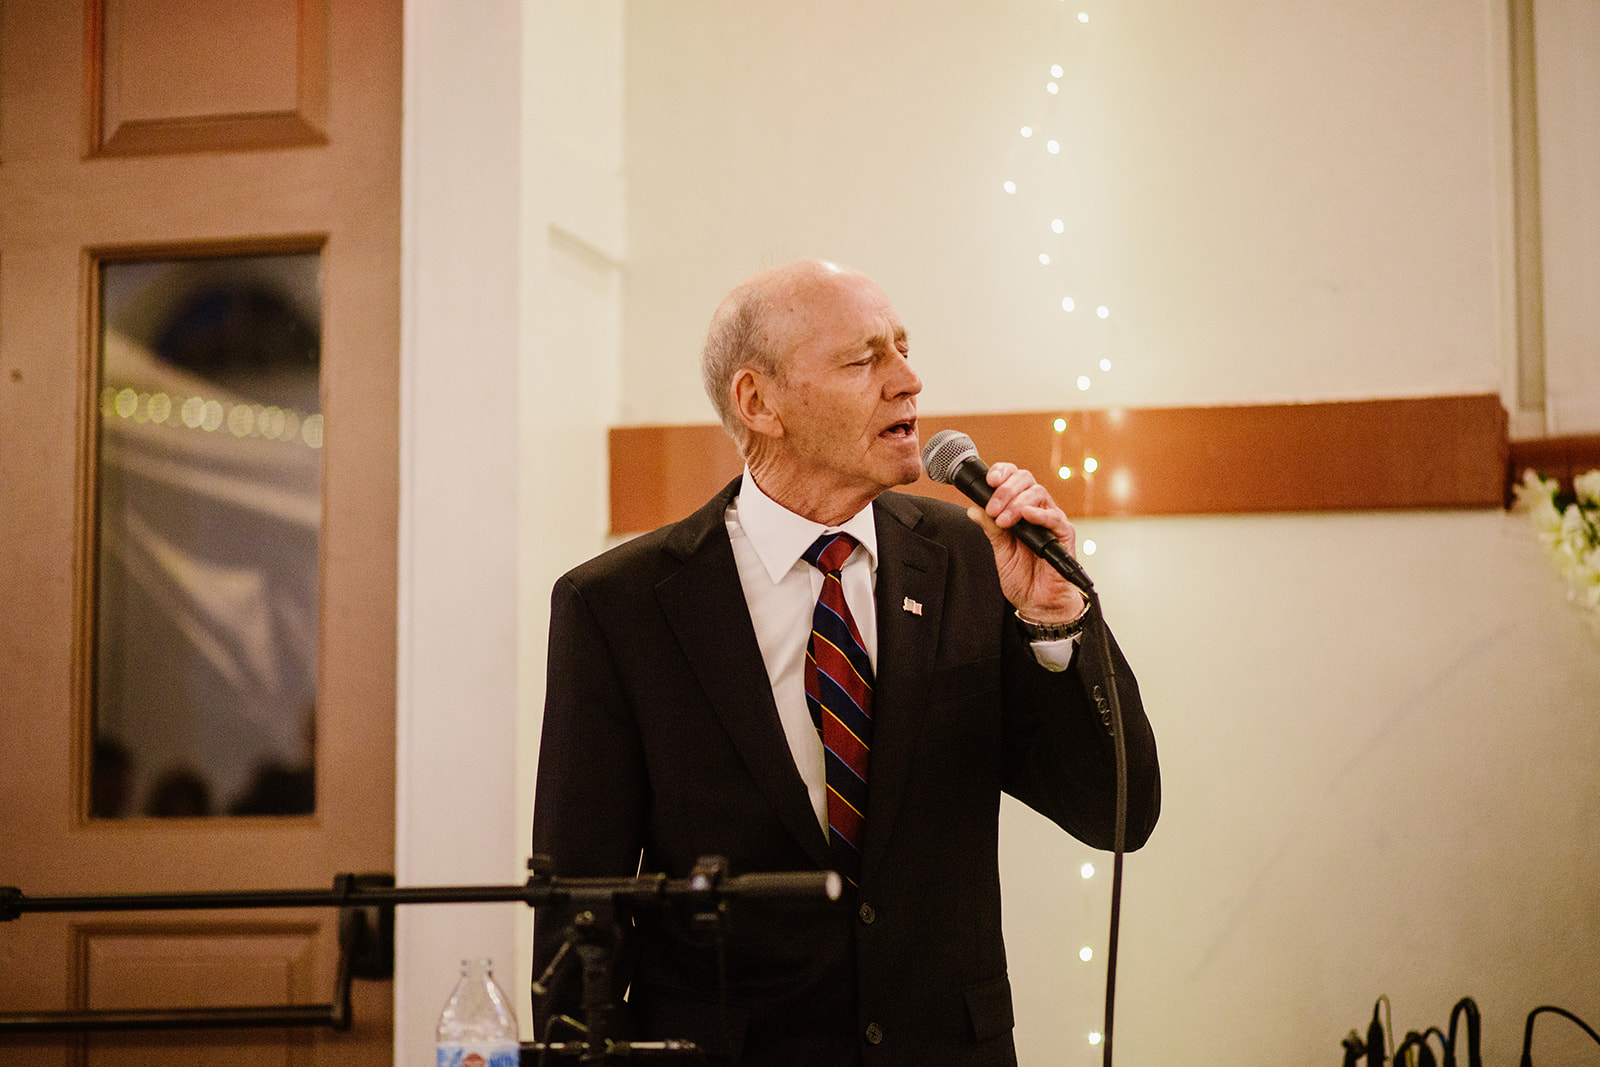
[902,597,922,616]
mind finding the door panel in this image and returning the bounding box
[0,1,400,1064]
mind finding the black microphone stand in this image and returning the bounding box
[526,855,841,1063]
[0,857,840,1064]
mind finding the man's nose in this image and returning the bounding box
[887,352,922,398]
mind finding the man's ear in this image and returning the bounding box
[731,367,784,441]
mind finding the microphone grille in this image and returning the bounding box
[921,429,977,485]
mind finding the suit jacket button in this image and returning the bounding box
[865,1023,883,1045]
[858,902,876,924]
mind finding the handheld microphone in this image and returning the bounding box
[920,429,1094,594]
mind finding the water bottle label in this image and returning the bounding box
[436,1042,519,1067]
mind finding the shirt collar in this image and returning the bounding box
[736,468,879,585]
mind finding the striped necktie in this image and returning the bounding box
[801,532,873,886]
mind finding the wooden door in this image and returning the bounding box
[0,1,399,1065]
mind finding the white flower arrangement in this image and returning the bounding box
[1514,468,1600,632]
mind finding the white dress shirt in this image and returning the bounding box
[726,469,1076,835]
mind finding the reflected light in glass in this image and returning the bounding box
[1003,180,1017,194]
[1100,358,1112,371]
[131,393,151,423]
[1081,861,1095,878]
[1021,126,1033,138]
[1082,456,1099,474]
[1111,469,1132,501]
[1079,11,1091,23]
[1081,539,1096,555]
[1051,64,1064,78]
[1051,218,1064,233]
[1096,305,1110,319]
[180,396,203,428]
[227,403,254,438]
[1089,1032,1103,1046]
[1038,253,1051,265]
[148,392,172,424]
[1076,376,1091,391]
[1061,297,1075,312]
[115,388,137,419]
[1046,81,1059,94]
[201,400,224,432]
[1079,946,1094,962]
[1053,417,1067,433]
[1046,139,1060,154]
[1057,466,1072,480]
[302,413,324,449]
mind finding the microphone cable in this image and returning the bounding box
[1080,587,1129,1067]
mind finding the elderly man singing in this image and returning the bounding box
[532,259,1159,1066]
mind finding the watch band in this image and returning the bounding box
[1014,604,1091,642]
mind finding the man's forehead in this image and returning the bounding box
[780,274,905,352]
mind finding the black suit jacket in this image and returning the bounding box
[532,480,1159,1065]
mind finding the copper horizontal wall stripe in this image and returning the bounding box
[609,395,1511,535]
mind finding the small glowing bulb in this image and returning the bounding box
[1082,539,1096,555]
[1061,296,1075,312]
[1099,358,1112,371]
[1050,64,1064,78]
[1038,252,1051,265]
[1083,456,1099,473]
[1052,417,1067,433]
[1057,466,1072,480]
[1046,81,1059,94]
[1096,305,1110,319]
[1020,125,1033,138]
[1079,11,1091,23]
[1003,180,1017,194]
[1076,375,1091,391]
[1046,139,1061,154]
[1089,1032,1103,1046]
[1079,946,1094,962]
[1051,218,1064,233]
[1080,861,1096,879]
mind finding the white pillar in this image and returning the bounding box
[396,1,524,1063]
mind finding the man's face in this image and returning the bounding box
[761,272,923,509]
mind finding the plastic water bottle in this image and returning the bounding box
[435,957,520,1067]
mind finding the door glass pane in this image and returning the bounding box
[93,252,321,819]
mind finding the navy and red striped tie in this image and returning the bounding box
[801,532,873,886]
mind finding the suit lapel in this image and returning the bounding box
[655,481,832,869]
[862,492,947,875]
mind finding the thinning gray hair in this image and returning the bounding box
[700,283,781,453]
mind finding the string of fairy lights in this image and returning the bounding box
[998,3,1123,562]
[1002,7,1113,1051]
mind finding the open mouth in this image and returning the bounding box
[880,418,918,440]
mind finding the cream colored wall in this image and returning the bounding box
[397,2,625,1062]
[1010,510,1600,1065]
[620,0,1518,421]
[516,0,626,1039]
